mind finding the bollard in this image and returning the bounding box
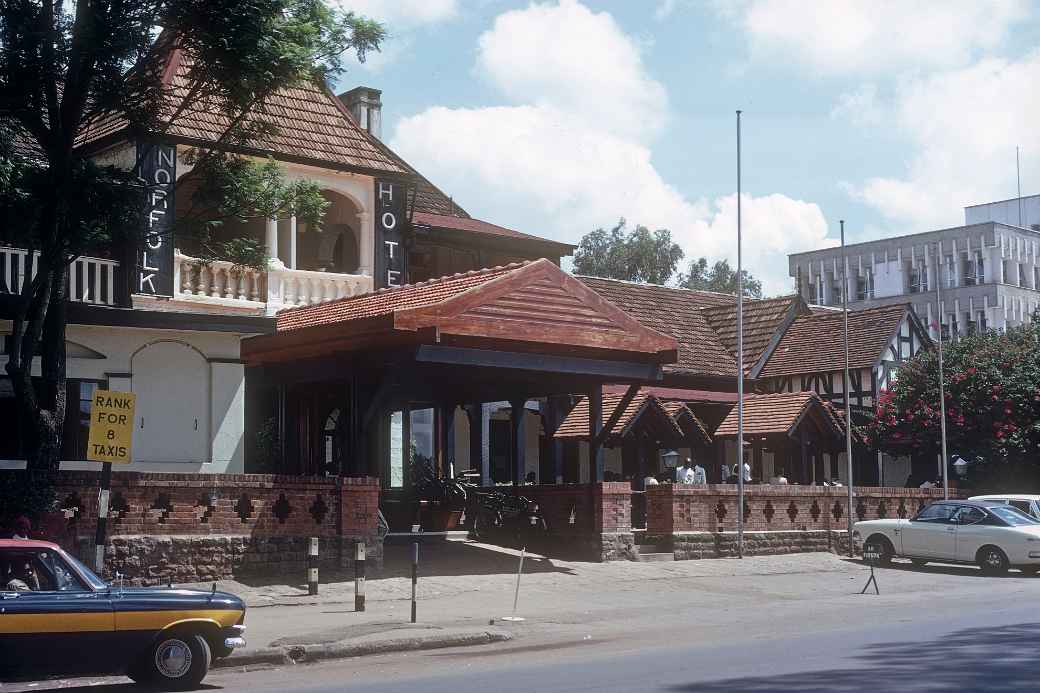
[355,542,366,612]
[411,541,419,623]
[501,547,526,622]
[308,537,319,596]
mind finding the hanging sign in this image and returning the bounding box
[374,179,408,288]
[87,390,137,464]
[137,142,176,296]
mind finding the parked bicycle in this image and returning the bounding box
[470,489,547,545]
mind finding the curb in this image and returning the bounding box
[214,628,513,669]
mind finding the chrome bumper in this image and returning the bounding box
[223,624,247,650]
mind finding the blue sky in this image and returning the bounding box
[337,1,1040,293]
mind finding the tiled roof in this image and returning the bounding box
[578,277,739,377]
[758,304,913,378]
[82,47,406,175]
[410,176,469,218]
[604,384,738,404]
[701,296,802,373]
[413,212,575,251]
[714,392,843,438]
[555,393,685,442]
[662,401,713,445]
[276,262,526,331]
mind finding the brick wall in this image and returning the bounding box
[47,472,380,584]
[646,484,952,535]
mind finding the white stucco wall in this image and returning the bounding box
[0,323,248,473]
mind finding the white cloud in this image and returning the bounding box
[340,0,458,26]
[390,1,834,294]
[721,0,1029,75]
[849,51,1040,231]
[475,0,667,140]
[830,83,884,126]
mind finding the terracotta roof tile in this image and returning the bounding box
[413,212,574,250]
[714,392,843,438]
[759,304,915,378]
[701,296,800,373]
[275,262,527,331]
[578,277,739,377]
[555,393,686,443]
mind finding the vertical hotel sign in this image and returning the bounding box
[375,179,408,288]
[137,142,176,296]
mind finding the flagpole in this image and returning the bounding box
[934,242,950,499]
[736,110,745,559]
[840,221,854,557]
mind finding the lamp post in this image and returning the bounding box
[735,110,745,559]
[840,221,854,556]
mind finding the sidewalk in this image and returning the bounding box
[187,538,864,667]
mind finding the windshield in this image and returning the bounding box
[988,505,1040,527]
[63,551,109,590]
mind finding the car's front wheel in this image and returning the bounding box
[977,546,1010,576]
[141,631,212,690]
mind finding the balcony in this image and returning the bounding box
[173,251,372,315]
[1,246,121,306]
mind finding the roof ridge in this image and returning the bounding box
[575,275,734,298]
[275,261,531,317]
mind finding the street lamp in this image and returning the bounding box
[661,449,680,469]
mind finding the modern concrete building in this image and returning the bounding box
[789,196,1040,339]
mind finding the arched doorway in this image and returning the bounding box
[131,341,209,463]
[299,190,362,273]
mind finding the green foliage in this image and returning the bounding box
[0,471,58,519]
[573,218,684,284]
[867,315,1040,473]
[679,257,763,298]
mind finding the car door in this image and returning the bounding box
[901,503,958,558]
[0,548,114,677]
[953,506,995,562]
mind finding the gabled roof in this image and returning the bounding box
[578,277,740,378]
[81,47,406,176]
[700,295,808,376]
[758,303,924,379]
[713,392,844,439]
[243,259,679,365]
[662,401,713,446]
[555,392,699,445]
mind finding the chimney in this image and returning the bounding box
[339,86,382,139]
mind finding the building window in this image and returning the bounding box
[963,252,984,286]
[813,280,824,305]
[1019,263,1027,287]
[945,255,956,288]
[61,380,103,460]
[830,276,844,306]
[908,260,927,293]
[856,270,874,301]
[977,310,988,332]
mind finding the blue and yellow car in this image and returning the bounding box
[1,539,246,689]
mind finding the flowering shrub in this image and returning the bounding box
[867,315,1040,469]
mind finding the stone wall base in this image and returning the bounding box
[68,534,383,585]
[643,530,852,561]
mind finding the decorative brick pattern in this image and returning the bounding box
[646,484,953,535]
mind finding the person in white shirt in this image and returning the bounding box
[676,459,696,484]
[692,464,707,485]
[733,462,751,483]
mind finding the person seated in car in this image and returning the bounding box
[4,559,38,591]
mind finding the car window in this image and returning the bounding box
[1,549,87,592]
[1009,500,1032,515]
[913,503,957,523]
[952,506,986,525]
[988,505,1040,527]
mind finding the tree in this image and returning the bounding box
[572,218,683,284]
[679,257,763,298]
[866,316,1040,489]
[0,1,384,507]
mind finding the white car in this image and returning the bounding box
[969,494,1040,520]
[853,500,1040,575]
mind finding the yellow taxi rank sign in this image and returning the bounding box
[87,389,136,464]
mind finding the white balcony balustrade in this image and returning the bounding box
[0,246,120,306]
[173,251,372,314]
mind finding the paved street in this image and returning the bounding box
[6,541,1040,692]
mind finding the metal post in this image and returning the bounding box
[735,109,745,559]
[410,541,419,623]
[840,221,855,556]
[94,462,112,573]
[354,542,366,612]
[308,537,319,595]
[502,548,527,622]
[934,242,950,500]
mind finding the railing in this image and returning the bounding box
[174,251,372,313]
[0,246,120,306]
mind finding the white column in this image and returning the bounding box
[265,217,282,268]
[210,362,245,473]
[289,215,298,270]
[358,211,373,277]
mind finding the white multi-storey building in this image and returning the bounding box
[789,196,1040,339]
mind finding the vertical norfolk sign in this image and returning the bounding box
[137,142,176,296]
[374,179,408,288]
[87,390,136,464]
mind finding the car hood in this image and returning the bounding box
[853,519,906,531]
[1005,524,1040,539]
[111,586,245,611]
